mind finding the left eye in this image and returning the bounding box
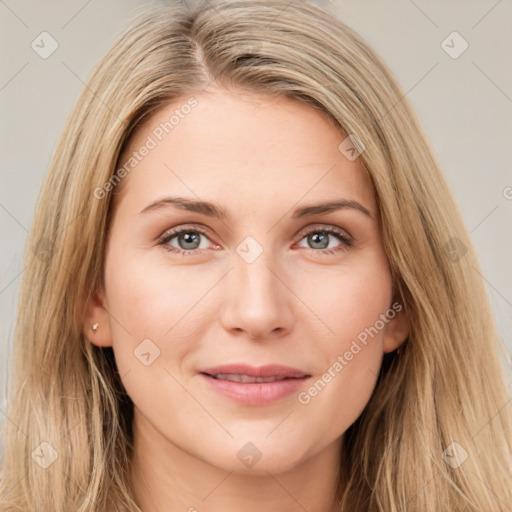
[296,227,352,253]
[158,225,353,256]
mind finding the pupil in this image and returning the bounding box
[180,232,200,250]
[309,232,328,249]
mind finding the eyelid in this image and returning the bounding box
[157,223,213,242]
[295,222,352,241]
[158,222,352,240]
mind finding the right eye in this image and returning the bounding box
[158,226,218,256]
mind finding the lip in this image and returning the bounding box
[198,364,311,406]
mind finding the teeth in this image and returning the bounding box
[211,374,288,383]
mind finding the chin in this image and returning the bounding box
[205,439,310,476]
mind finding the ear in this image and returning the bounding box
[82,285,113,347]
[382,304,409,353]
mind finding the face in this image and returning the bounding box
[85,87,409,475]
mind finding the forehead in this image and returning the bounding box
[112,88,376,217]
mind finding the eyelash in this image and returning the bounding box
[157,224,353,257]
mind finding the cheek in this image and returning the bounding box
[293,248,392,412]
[103,244,221,374]
[294,247,393,348]
[104,242,206,330]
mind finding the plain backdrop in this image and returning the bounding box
[1,0,511,414]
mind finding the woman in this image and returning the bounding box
[1,1,511,510]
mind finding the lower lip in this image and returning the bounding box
[199,374,309,406]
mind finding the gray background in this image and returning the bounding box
[1,0,511,414]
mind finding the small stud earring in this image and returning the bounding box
[91,322,99,333]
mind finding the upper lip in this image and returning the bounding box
[199,364,310,379]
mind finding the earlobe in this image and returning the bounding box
[82,285,113,347]
[383,307,410,353]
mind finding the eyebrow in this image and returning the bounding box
[138,196,372,220]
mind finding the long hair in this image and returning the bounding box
[1,1,511,510]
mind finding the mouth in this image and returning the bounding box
[204,374,295,383]
[198,364,311,406]
[199,363,310,379]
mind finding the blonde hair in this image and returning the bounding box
[1,1,511,510]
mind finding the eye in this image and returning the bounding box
[296,225,353,255]
[158,225,218,256]
[158,224,353,257]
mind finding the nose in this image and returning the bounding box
[220,245,295,341]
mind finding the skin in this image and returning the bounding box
[84,87,409,512]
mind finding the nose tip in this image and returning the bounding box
[220,254,294,341]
